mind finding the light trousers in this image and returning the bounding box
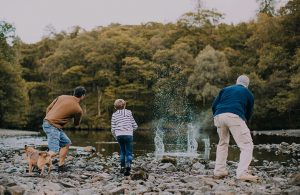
[213,113,254,178]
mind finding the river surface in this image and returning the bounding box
[1,129,299,165]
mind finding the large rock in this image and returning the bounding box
[131,168,148,180]
[78,189,95,195]
[181,175,199,183]
[158,163,176,172]
[24,190,39,195]
[283,186,300,195]
[161,156,177,165]
[109,187,125,195]
[40,181,62,191]
[192,162,205,170]
[63,191,79,195]
[7,185,25,195]
[289,173,300,186]
[0,185,5,194]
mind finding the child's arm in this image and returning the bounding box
[130,112,138,131]
[111,115,117,140]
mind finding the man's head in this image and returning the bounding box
[73,86,86,99]
[236,75,250,88]
[114,99,126,110]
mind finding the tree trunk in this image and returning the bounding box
[97,86,102,117]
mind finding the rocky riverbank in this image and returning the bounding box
[0,142,300,195]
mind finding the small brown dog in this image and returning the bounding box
[24,145,52,175]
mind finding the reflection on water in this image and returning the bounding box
[62,129,300,164]
[1,129,299,165]
[0,136,47,150]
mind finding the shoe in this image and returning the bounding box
[238,174,259,182]
[213,171,229,179]
[57,164,68,172]
[124,167,131,176]
[120,167,125,174]
[52,159,59,165]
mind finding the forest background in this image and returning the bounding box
[0,0,299,131]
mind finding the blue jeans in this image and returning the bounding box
[42,120,72,153]
[117,135,133,168]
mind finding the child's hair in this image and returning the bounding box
[114,99,126,109]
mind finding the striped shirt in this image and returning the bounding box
[111,109,138,138]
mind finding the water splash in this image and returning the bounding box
[154,127,165,156]
[187,123,198,154]
[153,70,210,158]
[154,122,211,159]
[201,137,210,159]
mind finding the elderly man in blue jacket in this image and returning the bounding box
[212,75,258,182]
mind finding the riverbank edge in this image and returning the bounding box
[1,128,300,137]
[0,129,40,137]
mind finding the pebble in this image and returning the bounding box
[0,143,300,194]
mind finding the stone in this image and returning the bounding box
[281,142,289,146]
[5,167,17,173]
[161,156,177,165]
[63,191,79,195]
[289,173,300,186]
[103,183,119,192]
[24,190,39,195]
[181,175,198,183]
[109,187,125,195]
[85,166,97,171]
[158,163,176,172]
[192,162,205,170]
[131,168,148,180]
[78,189,95,195]
[7,185,25,195]
[272,177,286,184]
[198,186,211,193]
[83,146,96,153]
[59,181,76,188]
[75,160,86,168]
[206,162,215,169]
[0,186,5,195]
[283,186,300,195]
[41,182,62,191]
[80,174,89,179]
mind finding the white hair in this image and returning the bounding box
[236,75,250,88]
[114,99,126,109]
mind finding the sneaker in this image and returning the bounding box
[124,167,131,176]
[238,174,259,182]
[213,171,229,179]
[52,159,59,165]
[120,167,125,174]
[57,164,68,173]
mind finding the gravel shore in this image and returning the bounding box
[0,130,300,194]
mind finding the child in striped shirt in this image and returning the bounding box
[111,99,138,176]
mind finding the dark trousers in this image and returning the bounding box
[117,135,133,168]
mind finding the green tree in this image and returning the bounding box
[0,21,29,128]
[186,45,231,106]
[278,0,300,54]
[257,0,277,16]
[0,60,29,128]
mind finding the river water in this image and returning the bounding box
[1,129,299,165]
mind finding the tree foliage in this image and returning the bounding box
[2,0,300,130]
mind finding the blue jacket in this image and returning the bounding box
[212,84,254,121]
